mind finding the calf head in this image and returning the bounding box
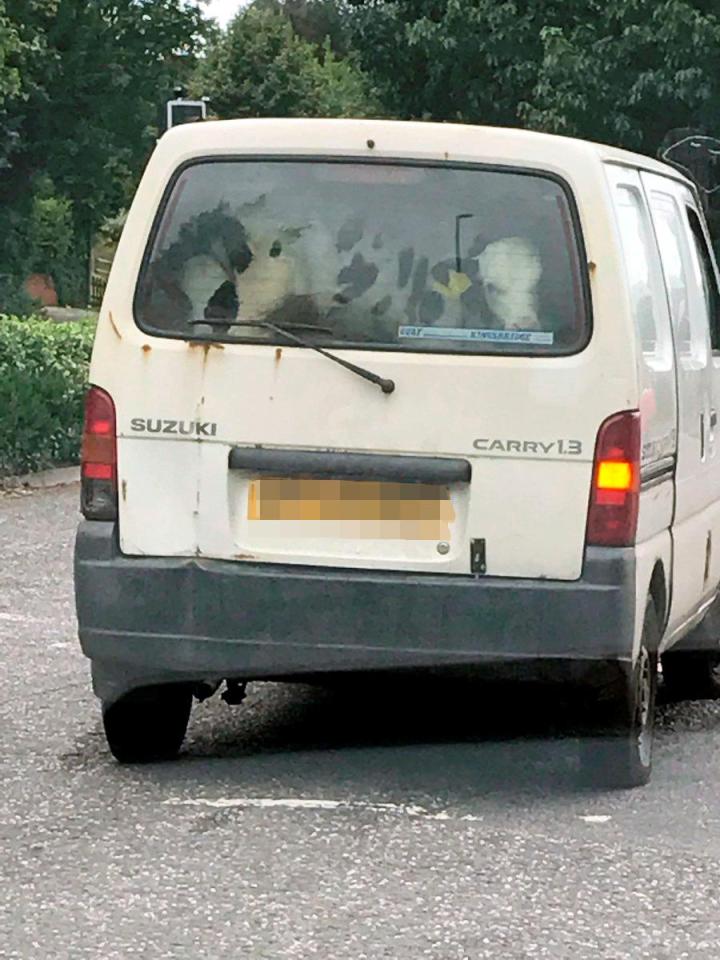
[476,237,542,330]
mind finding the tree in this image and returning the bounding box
[9,1,206,233]
[344,0,720,159]
[0,0,207,310]
[252,0,349,54]
[312,38,376,116]
[194,5,377,120]
[0,0,23,171]
[343,0,560,125]
[522,1,720,156]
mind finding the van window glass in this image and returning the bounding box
[135,160,589,356]
[612,185,671,364]
[685,206,720,351]
[650,191,708,363]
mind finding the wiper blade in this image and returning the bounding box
[192,318,334,333]
[192,318,396,395]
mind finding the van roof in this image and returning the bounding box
[161,116,692,185]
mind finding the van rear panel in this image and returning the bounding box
[116,345,606,580]
[109,150,627,583]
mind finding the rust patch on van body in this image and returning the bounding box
[121,479,127,502]
[588,261,597,274]
[108,312,122,340]
[187,341,225,355]
[141,344,151,354]
[275,347,283,365]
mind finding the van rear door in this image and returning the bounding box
[118,157,606,580]
[641,173,718,629]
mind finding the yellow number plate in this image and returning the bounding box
[247,477,455,540]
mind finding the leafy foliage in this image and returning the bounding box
[0,315,95,476]
[251,0,350,53]
[98,209,129,247]
[344,1,720,157]
[312,38,377,116]
[343,0,551,124]
[0,0,207,313]
[28,192,74,270]
[194,5,378,119]
[523,1,720,156]
[0,0,23,172]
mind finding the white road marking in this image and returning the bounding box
[579,815,612,824]
[165,797,482,821]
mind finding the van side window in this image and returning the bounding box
[685,206,720,351]
[650,192,707,364]
[613,185,671,363]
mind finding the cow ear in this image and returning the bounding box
[431,260,450,285]
[238,193,267,217]
[467,233,490,258]
[279,225,308,242]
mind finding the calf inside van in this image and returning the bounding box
[135,159,586,353]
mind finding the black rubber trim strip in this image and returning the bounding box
[228,448,471,484]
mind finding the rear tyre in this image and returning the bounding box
[661,650,720,702]
[579,599,658,789]
[102,685,192,764]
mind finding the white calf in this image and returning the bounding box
[476,237,542,330]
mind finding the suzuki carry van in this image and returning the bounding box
[75,118,720,787]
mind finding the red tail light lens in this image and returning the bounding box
[586,410,640,547]
[81,386,117,520]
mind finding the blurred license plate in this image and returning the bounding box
[247,477,454,539]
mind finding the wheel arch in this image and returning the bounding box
[649,560,668,633]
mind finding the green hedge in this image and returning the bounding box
[0,315,96,477]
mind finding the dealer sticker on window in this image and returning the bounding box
[398,326,555,345]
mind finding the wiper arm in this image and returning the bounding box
[192,318,396,395]
[260,321,396,395]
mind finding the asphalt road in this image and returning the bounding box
[2,486,720,959]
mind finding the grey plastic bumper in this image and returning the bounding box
[74,522,636,702]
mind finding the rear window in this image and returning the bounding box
[135,159,589,355]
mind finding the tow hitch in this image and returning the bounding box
[221,679,248,706]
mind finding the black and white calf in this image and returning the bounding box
[145,205,544,339]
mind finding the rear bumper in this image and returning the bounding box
[75,522,636,702]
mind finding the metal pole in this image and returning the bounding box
[455,214,474,273]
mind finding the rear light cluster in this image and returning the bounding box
[81,386,118,520]
[586,410,640,548]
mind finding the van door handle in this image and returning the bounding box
[711,410,718,429]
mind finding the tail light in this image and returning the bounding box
[81,386,117,521]
[586,410,640,547]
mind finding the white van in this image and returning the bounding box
[74,118,720,786]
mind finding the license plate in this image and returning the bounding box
[247,477,455,540]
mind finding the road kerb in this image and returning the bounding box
[0,465,80,491]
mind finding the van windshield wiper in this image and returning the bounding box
[195,320,335,333]
[192,318,396,395]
